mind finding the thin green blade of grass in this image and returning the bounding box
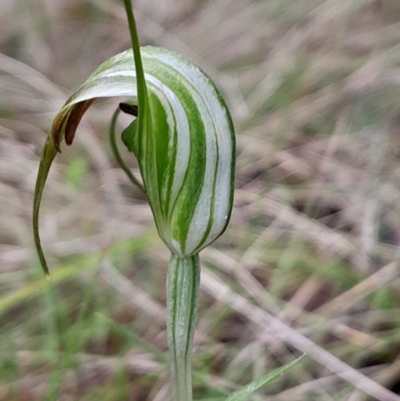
[224,354,305,401]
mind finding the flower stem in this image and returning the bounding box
[122,0,148,116]
[167,254,200,401]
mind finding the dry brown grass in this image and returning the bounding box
[1,0,400,400]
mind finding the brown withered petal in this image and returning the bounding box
[51,99,95,152]
[65,100,95,146]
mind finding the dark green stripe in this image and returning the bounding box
[144,62,207,253]
[195,133,219,252]
[147,91,177,221]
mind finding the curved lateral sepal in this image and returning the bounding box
[33,135,58,277]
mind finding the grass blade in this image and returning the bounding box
[225,354,305,401]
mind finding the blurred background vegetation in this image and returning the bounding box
[1,0,400,400]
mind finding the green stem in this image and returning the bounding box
[109,107,146,193]
[123,0,148,118]
[167,254,200,401]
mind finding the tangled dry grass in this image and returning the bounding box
[1,0,400,400]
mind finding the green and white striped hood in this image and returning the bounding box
[34,46,235,268]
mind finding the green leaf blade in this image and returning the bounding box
[225,355,305,401]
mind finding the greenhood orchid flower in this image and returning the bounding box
[33,46,235,274]
[33,4,234,401]
[32,3,309,398]
[120,47,235,257]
